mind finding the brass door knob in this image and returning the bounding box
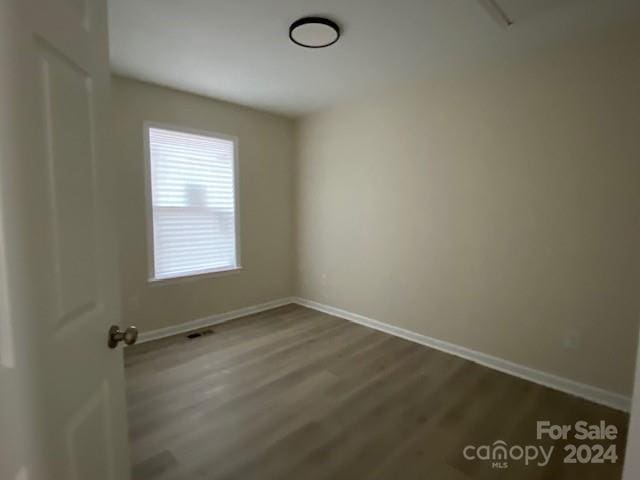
[108,325,139,348]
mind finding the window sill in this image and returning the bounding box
[148,266,243,287]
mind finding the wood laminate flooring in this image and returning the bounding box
[125,304,629,480]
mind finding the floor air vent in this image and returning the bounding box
[186,329,214,340]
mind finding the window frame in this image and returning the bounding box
[143,121,242,285]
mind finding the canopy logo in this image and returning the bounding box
[463,421,619,469]
[463,440,554,469]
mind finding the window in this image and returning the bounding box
[145,123,240,282]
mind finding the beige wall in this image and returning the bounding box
[111,76,295,332]
[294,30,640,396]
[112,29,639,396]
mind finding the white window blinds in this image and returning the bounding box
[147,125,239,281]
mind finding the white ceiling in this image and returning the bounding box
[108,0,640,117]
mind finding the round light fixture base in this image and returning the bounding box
[289,17,340,49]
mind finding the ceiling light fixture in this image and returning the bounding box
[289,17,341,49]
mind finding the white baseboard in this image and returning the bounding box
[291,297,631,412]
[134,294,630,412]
[136,297,294,344]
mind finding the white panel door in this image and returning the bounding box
[0,1,130,479]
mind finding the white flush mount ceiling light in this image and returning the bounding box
[289,17,341,48]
